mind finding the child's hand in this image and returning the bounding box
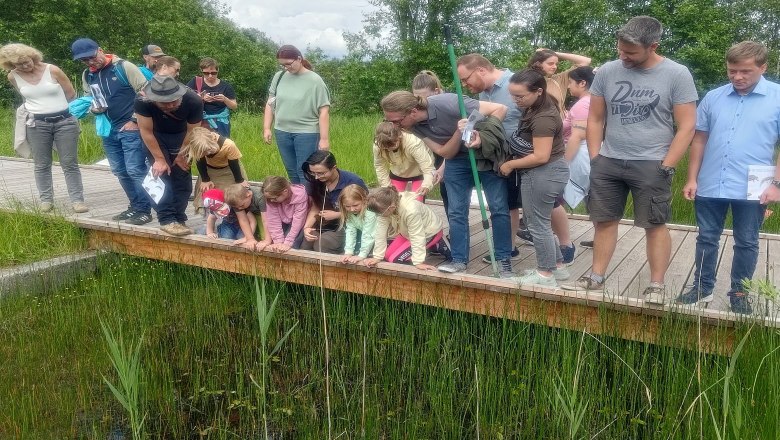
[415,263,437,271]
[254,240,270,252]
[416,186,430,197]
[241,239,257,250]
[303,227,318,241]
[319,210,340,221]
[363,258,380,267]
[207,232,217,239]
[200,181,215,192]
[342,255,363,264]
[272,243,291,253]
[233,237,247,245]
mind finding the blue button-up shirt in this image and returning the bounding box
[695,76,780,199]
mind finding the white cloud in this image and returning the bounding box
[221,0,377,58]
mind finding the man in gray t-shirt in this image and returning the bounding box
[562,16,697,304]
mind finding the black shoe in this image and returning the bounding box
[580,240,594,248]
[729,292,753,315]
[516,228,533,244]
[125,212,153,225]
[112,208,135,221]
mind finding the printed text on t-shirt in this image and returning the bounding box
[610,81,660,125]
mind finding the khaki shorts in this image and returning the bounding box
[587,155,672,228]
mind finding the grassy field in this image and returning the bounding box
[1,255,779,438]
[1,108,778,232]
[0,208,86,268]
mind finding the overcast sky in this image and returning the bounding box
[221,0,378,58]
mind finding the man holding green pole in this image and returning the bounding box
[380,91,512,275]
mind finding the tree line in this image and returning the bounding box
[2,0,779,114]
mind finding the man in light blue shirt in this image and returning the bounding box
[677,41,780,314]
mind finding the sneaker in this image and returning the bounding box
[438,261,467,274]
[552,266,570,281]
[560,243,575,265]
[498,259,514,278]
[72,202,89,213]
[516,228,533,245]
[482,247,521,263]
[580,240,594,248]
[513,270,557,288]
[435,239,452,260]
[674,286,714,305]
[39,202,54,212]
[125,212,153,225]
[729,292,753,315]
[112,208,135,221]
[643,282,667,305]
[561,275,604,292]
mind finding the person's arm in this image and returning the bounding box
[364,215,388,266]
[302,203,321,241]
[358,211,378,258]
[682,131,708,200]
[205,214,218,238]
[565,122,586,162]
[217,92,237,110]
[227,159,245,183]
[553,51,592,67]
[196,158,210,181]
[123,62,147,92]
[7,72,19,91]
[50,65,77,101]
[234,210,257,247]
[478,101,507,121]
[343,218,357,257]
[661,102,697,168]
[283,199,309,248]
[263,102,274,144]
[373,144,392,187]
[586,95,606,159]
[408,136,436,191]
[421,131,463,160]
[500,136,554,174]
[318,106,330,150]
[137,114,170,177]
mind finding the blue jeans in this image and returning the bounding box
[103,129,151,214]
[693,197,766,294]
[274,130,320,185]
[275,130,319,184]
[444,156,512,263]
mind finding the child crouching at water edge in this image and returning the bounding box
[224,183,269,250]
[184,127,247,213]
[373,121,435,201]
[339,185,378,264]
[362,187,450,271]
[201,188,244,240]
[256,176,309,253]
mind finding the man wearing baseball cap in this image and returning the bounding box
[139,44,166,80]
[135,74,203,236]
[71,37,152,226]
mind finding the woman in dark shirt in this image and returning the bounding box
[499,69,570,288]
[300,150,367,254]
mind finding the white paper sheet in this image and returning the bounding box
[142,168,166,204]
[746,165,776,200]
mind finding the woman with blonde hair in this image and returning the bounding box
[411,70,443,98]
[0,43,87,213]
[373,121,435,201]
[182,126,247,213]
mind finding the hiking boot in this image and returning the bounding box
[112,208,135,221]
[438,261,467,274]
[516,228,533,245]
[643,282,667,305]
[482,247,521,264]
[39,202,54,212]
[160,222,192,236]
[498,259,514,278]
[674,286,714,305]
[552,266,570,281]
[513,270,557,288]
[561,275,604,293]
[729,292,753,315]
[580,240,594,248]
[126,212,153,225]
[560,243,576,265]
[72,202,89,213]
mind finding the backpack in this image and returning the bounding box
[82,59,129,91]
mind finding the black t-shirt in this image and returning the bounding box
[135,90,203,153]
[186,77,236,115]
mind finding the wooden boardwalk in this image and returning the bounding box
[3,156,780,352]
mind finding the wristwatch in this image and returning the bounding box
[658,164,676,177]
[772,179,780,189]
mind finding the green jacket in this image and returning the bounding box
[473,115,509,174]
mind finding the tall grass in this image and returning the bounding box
[0,207,86,268]
[1,255,780,438]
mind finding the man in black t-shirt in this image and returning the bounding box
[136,75,203,236]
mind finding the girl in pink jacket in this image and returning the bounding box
[256,176,309,253]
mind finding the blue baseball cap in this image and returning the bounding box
[71,38,100,60]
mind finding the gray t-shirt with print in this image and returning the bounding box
[590,58,698,160]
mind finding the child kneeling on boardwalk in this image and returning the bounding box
[184,127,248,214]
[339,184,378,265]
[363,187,450,271]
[373,121,435,201]
[254,176,309,253]
[224,183,268,250]
[201,188,245,240]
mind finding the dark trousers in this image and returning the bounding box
[154,153,192,225]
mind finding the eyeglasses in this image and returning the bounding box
[511,92,535,102]
[459,69,477,84]
[202,71,218,76]
[279,59,297,68]
[308,169,331,178]
[78,55,99,62]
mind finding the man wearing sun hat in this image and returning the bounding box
[135,75,203,236]
[139,44,166,80]
[71,37,153,226]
